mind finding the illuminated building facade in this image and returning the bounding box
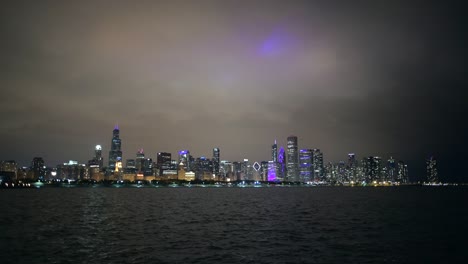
[426,156,438,183]
[299,149,313,182]
[272,140,278,162]
[95,145,103,168]
[88,145,104,174]
[32,157,45,180]
[136,149,145,172]
[57,160,88,180]
[156,152,171,175]
[364,156,382,183]
[108,125,122,172]
[220,160,232,180]
[347,153,357,182]
[0,160,17,182]
[387,157,396,182]
[397,161,409,183]
[286,135,298,182]
[178,150,190,170]
[312,149,324,181]
[233,161,241,181]
[278,147,286,181]
[213,148,220,176]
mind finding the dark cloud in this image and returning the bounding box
[0,0,466,181]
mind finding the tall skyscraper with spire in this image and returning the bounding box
[287,135,298,182]
[108,125,122,172]
[272,140,278,162]
[213,148,220,176]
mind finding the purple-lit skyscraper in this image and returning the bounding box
[278,147,285,181]
[268,161,277,181]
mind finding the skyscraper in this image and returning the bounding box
[397,161,409,183]
[271,140,278,162]
[179,150,190,170]
[347,153,357,182]
[364,156,382,183]
[136,148,145,172]
[426,156,438,183]
[31,157,45,180]
[213,148,220,176]
[108,125,122,172]
[278,146,286,181]
[157,152,171,175]
[286,135,298,182]
[387,157,396,182]
[95,145,103,168]
[312,149,324,181]
[299,149,313,182]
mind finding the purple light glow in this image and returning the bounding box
[179,150,188,155]
[258,28,298,57]
[268,162,276,181]
[278,147,285,163]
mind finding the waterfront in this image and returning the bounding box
[0,187,466,263]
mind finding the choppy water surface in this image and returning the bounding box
[0,186,467,263]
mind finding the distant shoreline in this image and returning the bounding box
[0,180,462,189]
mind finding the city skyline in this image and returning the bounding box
[1,1,466,182]
[2,125,416,183]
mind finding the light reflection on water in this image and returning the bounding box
[0,187,466,263]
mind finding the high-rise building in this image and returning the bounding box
[126,159,136,169]
[57,160,88,180]
[278,147,286,181]
[88,145,104,171]
[299,149,313,182]
[241,159,249,180]
[286,135,298,182]
[108,125,122,172]
[32,157,45,180]
[157,152,171,176]
[220,160,232,180]
[136,148,145,172]
[312,149,324,181]
[347,153,357,182]
[267,161,277,181]
[143,158,153,176]
[364,156,382,183]
[426,156,438,183]
[95,145,103,168]
[178,150,190,170]
[0,160,18,181]
[272,140,278,162]
[233,161,241,181]
[387,157,396,182]
[397,161,409,183]
[213,148,220,176]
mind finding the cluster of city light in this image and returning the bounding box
[0,126,442,186]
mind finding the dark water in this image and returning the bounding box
[0,186,467,263]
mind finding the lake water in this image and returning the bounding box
[0,186,467,263]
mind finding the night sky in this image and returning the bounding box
[1,1,466,181]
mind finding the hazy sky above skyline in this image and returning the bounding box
[1,1,466,180]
